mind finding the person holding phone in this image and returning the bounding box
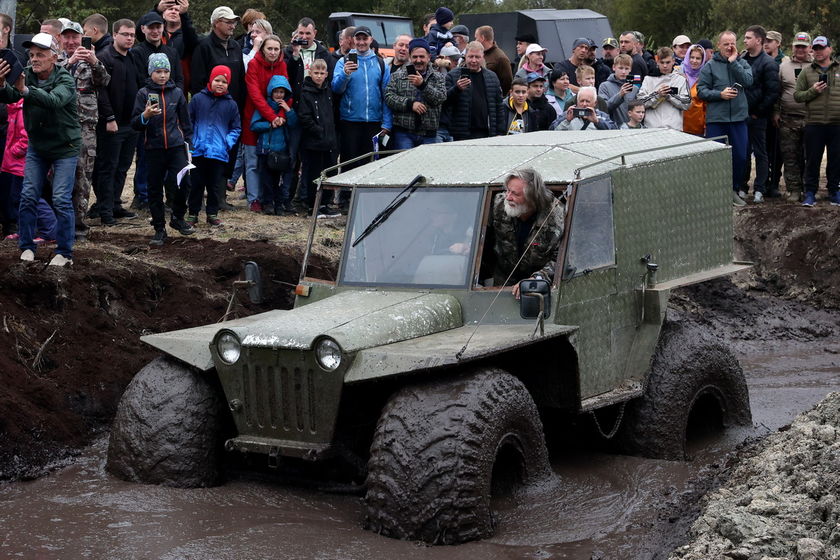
[774,32,812,202]
[793,36,840,207]
[696,30,754,207]
[384,38,446,149]
[637,46,690,130]
[444,41,505,140]
[59,20,111,237]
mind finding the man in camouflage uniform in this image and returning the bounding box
[485,167,565,298]
[60,20,110,236]
[775,32,811,201]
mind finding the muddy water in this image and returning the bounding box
[2,343,839,560]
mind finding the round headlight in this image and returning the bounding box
[315,338,342,371]
[217,331,241,364]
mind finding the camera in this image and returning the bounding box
[572,107,590,118]
[292,38,308,46]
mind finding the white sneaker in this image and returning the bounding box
[20,249,34,262]
[48,254,73,267]
[732,191,746,207]
[738,190,748,200]
[753,191,764,203]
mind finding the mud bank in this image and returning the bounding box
[670,391,840,559]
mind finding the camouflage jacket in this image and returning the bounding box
[384,66,446,134]
[489,192,565,286]
[61,57,110,126]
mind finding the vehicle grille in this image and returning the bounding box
[241,363,318,434]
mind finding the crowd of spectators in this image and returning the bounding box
[0,4,838,260]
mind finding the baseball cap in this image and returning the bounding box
[792,32,811,46]
[525,72,546,84]
[812,36,829,48]
[22,32,56,51]
[572,37,592,49]
[698,39,714,50]
[354,26,372,37]
[450,24,469,37]
[766,31,782,43]
[60,21,83,35]
[672,34,691,47]
[439,44,461,57]
[602,37,619,48]
[515,33,537,44]
[210,6,239,24]
[525,43,548,55]
[138,12,165,26]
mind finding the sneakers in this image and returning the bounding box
[34,237,55,245]
[249,201,262,213]
[149,229,168,246]
[20,249,34,261]
[802,192,816,207]
[169,217,195,235]
[207,215,223,226]
[317,205,341,219]
[786,191,802,202]
[753,191,764,203]
[829,192,840,206]
[732,191,746,207]
[185,215,198,227]
[48,254,73,267]
[737,190,748,200]
[5,233,19,241]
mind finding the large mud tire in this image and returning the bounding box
[364,369,551,544]
[106,356,229,488]
[618,320,752,460]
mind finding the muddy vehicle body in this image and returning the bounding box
[108,129,752,544]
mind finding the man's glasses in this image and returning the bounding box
[116,32,135,37]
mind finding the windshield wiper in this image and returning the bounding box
[351,175,425,247]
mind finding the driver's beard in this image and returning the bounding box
[504,199,532,218]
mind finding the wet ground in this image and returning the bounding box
[2,307,839,559]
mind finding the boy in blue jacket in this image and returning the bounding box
[251,75,298,215]
[131,53,194,246]
[187,65,241,226]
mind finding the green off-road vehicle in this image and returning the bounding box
[107,129,752,544]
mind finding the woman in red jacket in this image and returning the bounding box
[241,34,287,212]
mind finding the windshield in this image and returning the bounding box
[340,187,484,288]
[351,17,413,46]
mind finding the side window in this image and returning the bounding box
[563,176,615,279]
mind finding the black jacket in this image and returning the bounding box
[298,76,337,152]
[131,80,192,150]
[130,40,184,92]
[743,50,780,118]
[98,44,140,126]
[190,32,245,108]
[528,94,556,130]
[138,6,199,59]
[444,67,505,140]
[93,34,113,55]
[284,41,334,100]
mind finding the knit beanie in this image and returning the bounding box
[434,7,454,26]
[148,53,171,75]
[207,65,232,95]
[408,38,430,54]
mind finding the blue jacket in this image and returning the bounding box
[188,88,241,162]
[250,75,298,154]
[331,49,392,130]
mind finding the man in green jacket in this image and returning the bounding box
[793,36,840,207]
[0,32,81,265]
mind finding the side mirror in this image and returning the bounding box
[519,278,551,320]
[244,261,262,304]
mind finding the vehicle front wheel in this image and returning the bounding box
[106,356,231,488]
[364,369,551,544]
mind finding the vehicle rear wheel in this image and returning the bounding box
[106,356,230,488]
[618,321,752,460]
[364,369,551,544]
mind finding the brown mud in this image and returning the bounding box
[1,201,840,558]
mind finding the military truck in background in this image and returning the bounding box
[325,12,414,59]
[460,9,614,68]
[107,129,752,545]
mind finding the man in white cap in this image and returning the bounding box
[190,6,244,108]
[672,34,691,65]
[0,33,81,266]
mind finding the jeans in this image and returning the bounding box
[436,127,453,143]
[257,153,288,209]
[145,146,189,230]
[742,116,769,193]
[96,124,139,219]
[19,148,77,256]
[707,121,748,191]
[392,130,440,150]
[803,124,840,195]
[241,144,260,203]
[189,157,225,216]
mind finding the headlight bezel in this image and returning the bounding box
[314,337,343,372]
[216,330,242,365]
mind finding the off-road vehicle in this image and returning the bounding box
[107,129,752,544]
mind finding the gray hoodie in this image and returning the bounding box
[598,73,638,126]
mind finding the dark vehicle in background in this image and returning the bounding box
[326,12,414,59]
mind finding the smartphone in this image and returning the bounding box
[82,36,92,50]
[0,49,23,85]
[573,107,589,118]
[462,68,472,81]
[819,73,828,84]
[794,68,802,78]
[347,52,357,64]
[669,86,678,95]
[148,93,160,106]
[405,64,417,75]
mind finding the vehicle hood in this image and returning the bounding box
[237,290,463,352]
